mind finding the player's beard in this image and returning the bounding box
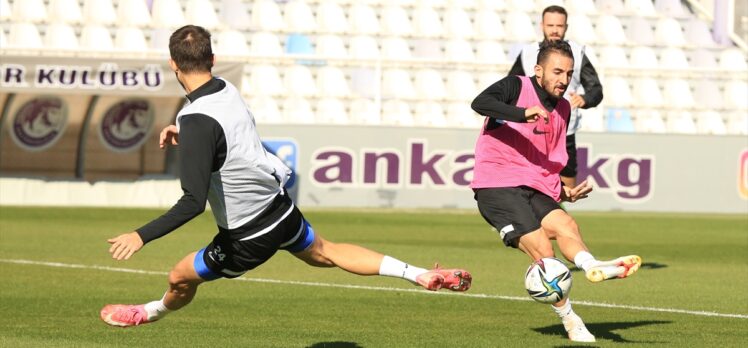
[540,74,566,99]
[175,72,187,92]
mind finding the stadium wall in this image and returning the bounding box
[1,123,746,214]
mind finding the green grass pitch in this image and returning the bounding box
[1,206,746,347]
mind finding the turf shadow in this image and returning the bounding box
[533,320,672,344]
[306,342,363,348]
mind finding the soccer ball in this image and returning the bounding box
[524,257,572,304]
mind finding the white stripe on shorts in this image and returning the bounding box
[238,203,295,241]
[279,220,306,248]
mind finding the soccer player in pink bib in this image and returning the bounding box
[471,40,641,343]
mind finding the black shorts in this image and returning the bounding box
[560,133,577,178]
[194,193,316,280]
[475,187,561,248]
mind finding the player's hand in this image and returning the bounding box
[561,180,593,203]
[524,106,548,123]
[159,125,179,149]
[107,232,144,260]
[569,92,586,108]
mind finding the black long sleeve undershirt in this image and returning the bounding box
[136,114,226,244]
[471,75,563,122]
[508,52,603,108]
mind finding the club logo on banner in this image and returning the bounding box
[10,96,68,151]
[98,99,154,152]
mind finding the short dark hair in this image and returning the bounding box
[169,25,214,73]
[542,5,568,20]
[537,39,574,66]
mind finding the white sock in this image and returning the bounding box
[573,251,598,272]
[378,255,428,283]
[143,294,172,321]
[551,299,574,319]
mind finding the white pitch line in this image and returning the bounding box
[3,258,747,320]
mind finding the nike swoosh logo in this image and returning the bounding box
[533,127,549,135]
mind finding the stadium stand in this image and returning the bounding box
[0,0,746,135]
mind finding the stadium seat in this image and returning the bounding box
[184,0,220,30]
[381,100,415,126]
[117,0,151,27]
[249,96,284,124]
[316,98,350,124]
[215,30,249,56]
[284,65,318,97]
[505,11,537,43]
[149,28,171,52]
[83,0,116,25]
[606,108,636,132]
[603,76,633,107]
[724,80,748,109]
[12,0,47,23]
[282,97,315,124]
[114,27,148,52]
[578,108,605,132]
[381,5,414,37]
[349,3,380,35]
[595,15,626,46]
[414,69,447,100]
[663,78,696,109]
[660,48,690,70]
[0,30,5,48]
[475,40,507,63]
[689,49,718,68]
[626,16,656,46]
[567,0,598,14]
[634,109,666,133]
[537,0,565,11]
[284,0,316,33]
[448,0,477,9]
[382,69,416,99]
[316,35,348,58]
[0,0,10,22]
[625,0,658,17]
[151,0,186,29]
[414,102,448,127]
[44,23,79,50]
[251,0,282,32]
[317,2,349,34]
[473,10,505,40]
[726,112,748,135]
[48,0,82,24]
[349,36,380,59]
[412,39,444,60]
[630,46,659,69]
[655,17,687,47]
[666,111,697,134]
[598,45,629,68]
[477,0,507,11]
[633,78,664,108]
[447,102,484,128]
[478,72,504,90]
[597,0,626,14]
[220,0,251,30]
[79,25,113,51]
[655,0,688,18]
[567,14,597,44]
[413,6,444,38]
[248,65,284,96]
[349,68,379,98]
[719,48,748,70]
[684,18,717,47]
[349,98,381,125]
[250,32,283,56]
[381,37,412,60]
[444,39,476,62]
[695,111,727,135]
[692,79,723,110]
[443,7,474,39]
[446,70,478,102]
[507,0,535,13]
[285,33,315,55]
[8,23,43,49]
[317,66,350,98]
